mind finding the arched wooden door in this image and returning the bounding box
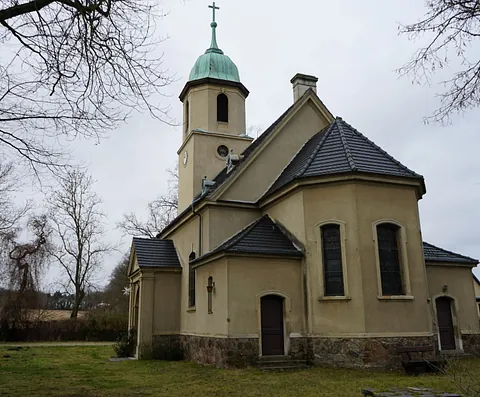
[436,296,456,351]
[260,295,284,356]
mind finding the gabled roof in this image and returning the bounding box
[191,215,303,265]
[132,238,181,268]
[266,117,424,196]
[423,242,478,265]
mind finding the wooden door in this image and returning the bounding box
[436,297,456,351]
[261,295,284,356]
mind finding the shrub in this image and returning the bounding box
[113,329,136,357]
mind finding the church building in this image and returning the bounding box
[127,3,480,369]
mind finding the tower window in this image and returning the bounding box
[377,223,403,296]
[185,101,190,136]
[217,93,228,123]
[321,224,345,296]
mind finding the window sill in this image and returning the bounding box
[187,307,196,312]
[318,296,351,302]
[377,295,414,301]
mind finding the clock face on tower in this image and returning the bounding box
[183,150,188,165]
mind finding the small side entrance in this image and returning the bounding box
[436,296,456,351]
[260,295,284,356]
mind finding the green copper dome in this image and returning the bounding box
[188,20,241,83]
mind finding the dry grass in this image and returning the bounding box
[0,345,473,397]
[26,310,87,321]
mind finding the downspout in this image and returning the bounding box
[191,196,203,256]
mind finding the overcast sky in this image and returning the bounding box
[33,0,480,286]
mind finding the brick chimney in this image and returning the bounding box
[291,73,318,102]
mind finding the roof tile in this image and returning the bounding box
[423,242,478,265]
[132,238,181,268]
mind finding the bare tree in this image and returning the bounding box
[0,162,30,234]
[399,0,480,123]
[48,168,112,318]
[118,165,178,238]
[0,0,173,171]
[0,215,51,332]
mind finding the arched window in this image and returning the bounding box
[217,93,228,123]
[207,277,213,314]
[188,252,196,308]
[184,101,190,135]
[321,224,344,296]
[376,223,403,295]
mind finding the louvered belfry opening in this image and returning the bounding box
[217,93,228,122]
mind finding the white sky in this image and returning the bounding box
[24,0,480,287]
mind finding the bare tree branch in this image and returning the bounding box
[0,0,174,172]
[117,164,178,238]
[398,0,480,124]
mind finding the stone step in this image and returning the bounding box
[258,360,308,368]
[260,363,310,372]
[258,355,292,362]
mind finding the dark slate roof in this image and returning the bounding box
[132,238,181,268]
[266,117,424,196]
[191,215,303,264]
[423,242,478,265]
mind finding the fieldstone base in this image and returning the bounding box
[152,335,183,361]
[309,336,436,370]
[180,335,259,368]
[461,333,480,356]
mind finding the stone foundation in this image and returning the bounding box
[152,335,183,361]
[309,335,436,370]
[180,335,259,368]
[461,333,480,356]
[147,334,438,370]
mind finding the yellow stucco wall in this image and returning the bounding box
[354,182,431,334]
[183,84,247,137]
[192,259,229,336]
[153,272,181,335]
[227,257,304,337]
[220,100,330,202]
[427,265,480,334]
[303,183,366,334]
[206,206,259,251]
[266,190,306,243]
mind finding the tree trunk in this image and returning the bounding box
[70,290,84,318]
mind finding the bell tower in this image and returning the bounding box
[177,2,253,212]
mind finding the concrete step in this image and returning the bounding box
[258,355,291,362]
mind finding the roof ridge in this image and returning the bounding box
[336,119,357,171]
[340,119,421,177]
[423,241,478,262]
[296,122,336,178]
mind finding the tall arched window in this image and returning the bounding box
[188,252,196,308]
[376,223,403,295]
[321,224,344,296]
[217,93,228,123]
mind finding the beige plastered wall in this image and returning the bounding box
[474,276,480,317]
[219,100,330,203]
[205,206,259,251]
[267,180,431,336]
[426,265,480,335]
[177,132,252,212]
[354,182,431,335]
[192,258,229,336]
[227,257,304,341]
[183,84,247,137]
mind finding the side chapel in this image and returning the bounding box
[127,3,480,369]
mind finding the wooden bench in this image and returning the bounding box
[395,346,446,375]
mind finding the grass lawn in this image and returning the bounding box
[0,345,471,397]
